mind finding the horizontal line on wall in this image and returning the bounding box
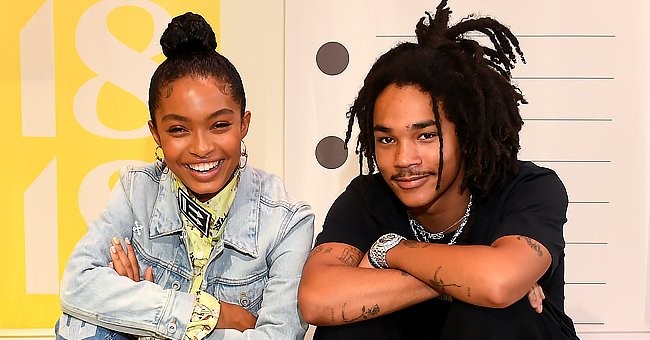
[566,242,608,246]
[569,201,610,204]
[566,282,607,285]
[375,35,415,38]
[523,118,613,122]
[514,76,615,80]
[531,160,611,163]
[375,34,616,39]
[516,34,615,38]
[574,321,606,325]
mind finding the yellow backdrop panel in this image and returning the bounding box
[0,0,219,329]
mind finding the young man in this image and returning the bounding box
[298,1,579,339]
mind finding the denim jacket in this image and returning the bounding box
[59,162,314,339]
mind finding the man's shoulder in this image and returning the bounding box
[481,160,567,206]
[346,172,387,194]
[338,172,404,220]
[480,161,566,204]
[517,160,558,177]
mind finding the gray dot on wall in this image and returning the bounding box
[316,42,349,76]
[315,136,348,169]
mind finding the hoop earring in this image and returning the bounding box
[154,145,165,163]
[239,140,248,169]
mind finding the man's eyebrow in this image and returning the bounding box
[374,124,391,133]
[373,120,437,132]
[409,120,436,130]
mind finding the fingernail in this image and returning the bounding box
[112,237,119,245]
[125,237,130,245]
[110,246,116,254]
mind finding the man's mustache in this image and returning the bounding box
[391,170,436,181]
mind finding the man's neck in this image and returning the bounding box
[408,190,471,234]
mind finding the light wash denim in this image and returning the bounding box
[58,163,314,340]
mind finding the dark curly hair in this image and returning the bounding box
[148,12,246,124]
[345,0,526,197]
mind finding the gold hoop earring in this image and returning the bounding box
[154,146,165,163]
[239,140,248,169]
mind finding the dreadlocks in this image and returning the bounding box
[345,0,526,197]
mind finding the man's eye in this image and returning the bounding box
[377,137,394,144]
[419,132,438,140]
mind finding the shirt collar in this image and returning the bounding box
[149,166,260,258]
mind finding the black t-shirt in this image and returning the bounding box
[313,161,575,339]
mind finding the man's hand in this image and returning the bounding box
[528,283,545,313]
[108,237,153,282]
[216,301,257,332]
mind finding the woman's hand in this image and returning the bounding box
[215,301,258,332]
[108,237,153,282]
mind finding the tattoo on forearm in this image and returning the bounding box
[341,302,381,323]
[337,247,362,266]
[428,266,461,293]
[308,245,333,259]
[517,236,544,257]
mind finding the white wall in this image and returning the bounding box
[220,1,286,178]
[284,0,650,338]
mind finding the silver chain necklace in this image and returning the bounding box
[408,195,473,245]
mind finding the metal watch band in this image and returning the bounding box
[368,233,405,269]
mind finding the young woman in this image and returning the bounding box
[56,12,314,340]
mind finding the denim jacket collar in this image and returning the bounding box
[148,166,260,258]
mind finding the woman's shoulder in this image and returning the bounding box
[240,166,312,213]
[117,161,166,190]
[242,166,293,198]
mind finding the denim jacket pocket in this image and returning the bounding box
[208,270,268,316]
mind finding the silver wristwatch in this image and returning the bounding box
[368,233,406,269]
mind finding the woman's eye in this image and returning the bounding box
[167,126,187,135]
[212,122,232,130]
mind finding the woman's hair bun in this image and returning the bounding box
[160,12,217,58]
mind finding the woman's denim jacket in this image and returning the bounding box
[59,162,314,339]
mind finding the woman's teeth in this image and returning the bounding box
[188,161,219,172]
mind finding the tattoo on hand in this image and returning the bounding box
[428,266,461,293]
[517,236,544,257]
[467,287,471,297]
[337,247,362,266]
[341,302,381,323]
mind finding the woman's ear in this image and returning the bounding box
[240,111,251,139]
[148,120,161,146]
